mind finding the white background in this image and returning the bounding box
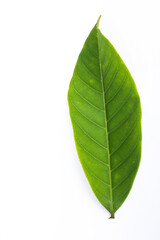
[0,0,160,239]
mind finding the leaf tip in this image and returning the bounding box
[96,15,102,28]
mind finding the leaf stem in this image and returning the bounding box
[109,213,115,219]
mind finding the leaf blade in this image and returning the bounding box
[68,17,142,218]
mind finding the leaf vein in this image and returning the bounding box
[79,55,100,81]
[75,69,102,94]
[68,95,105,129]
[112,168,136,192]
[110,119,139,156]
[111,142,139,172]
[97,28,114,215]
[71,115,107,150]
[75,137,109,166]
[85,42,98,58]
[105,71,127,105]
[82,160,110,187]
[103,53,114,80]
[95,189,111,203]
[72,82,104,112]
[108,83,133,123]
[108,101,139,134]
[104,65,119,94]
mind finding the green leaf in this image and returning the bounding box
[68,16,142,218]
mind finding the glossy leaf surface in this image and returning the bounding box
[68,16,142,218]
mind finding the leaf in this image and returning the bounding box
[68,16,142,218]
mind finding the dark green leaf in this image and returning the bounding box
[68,16,142,218]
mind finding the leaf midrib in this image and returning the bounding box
[96,20,114,218]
